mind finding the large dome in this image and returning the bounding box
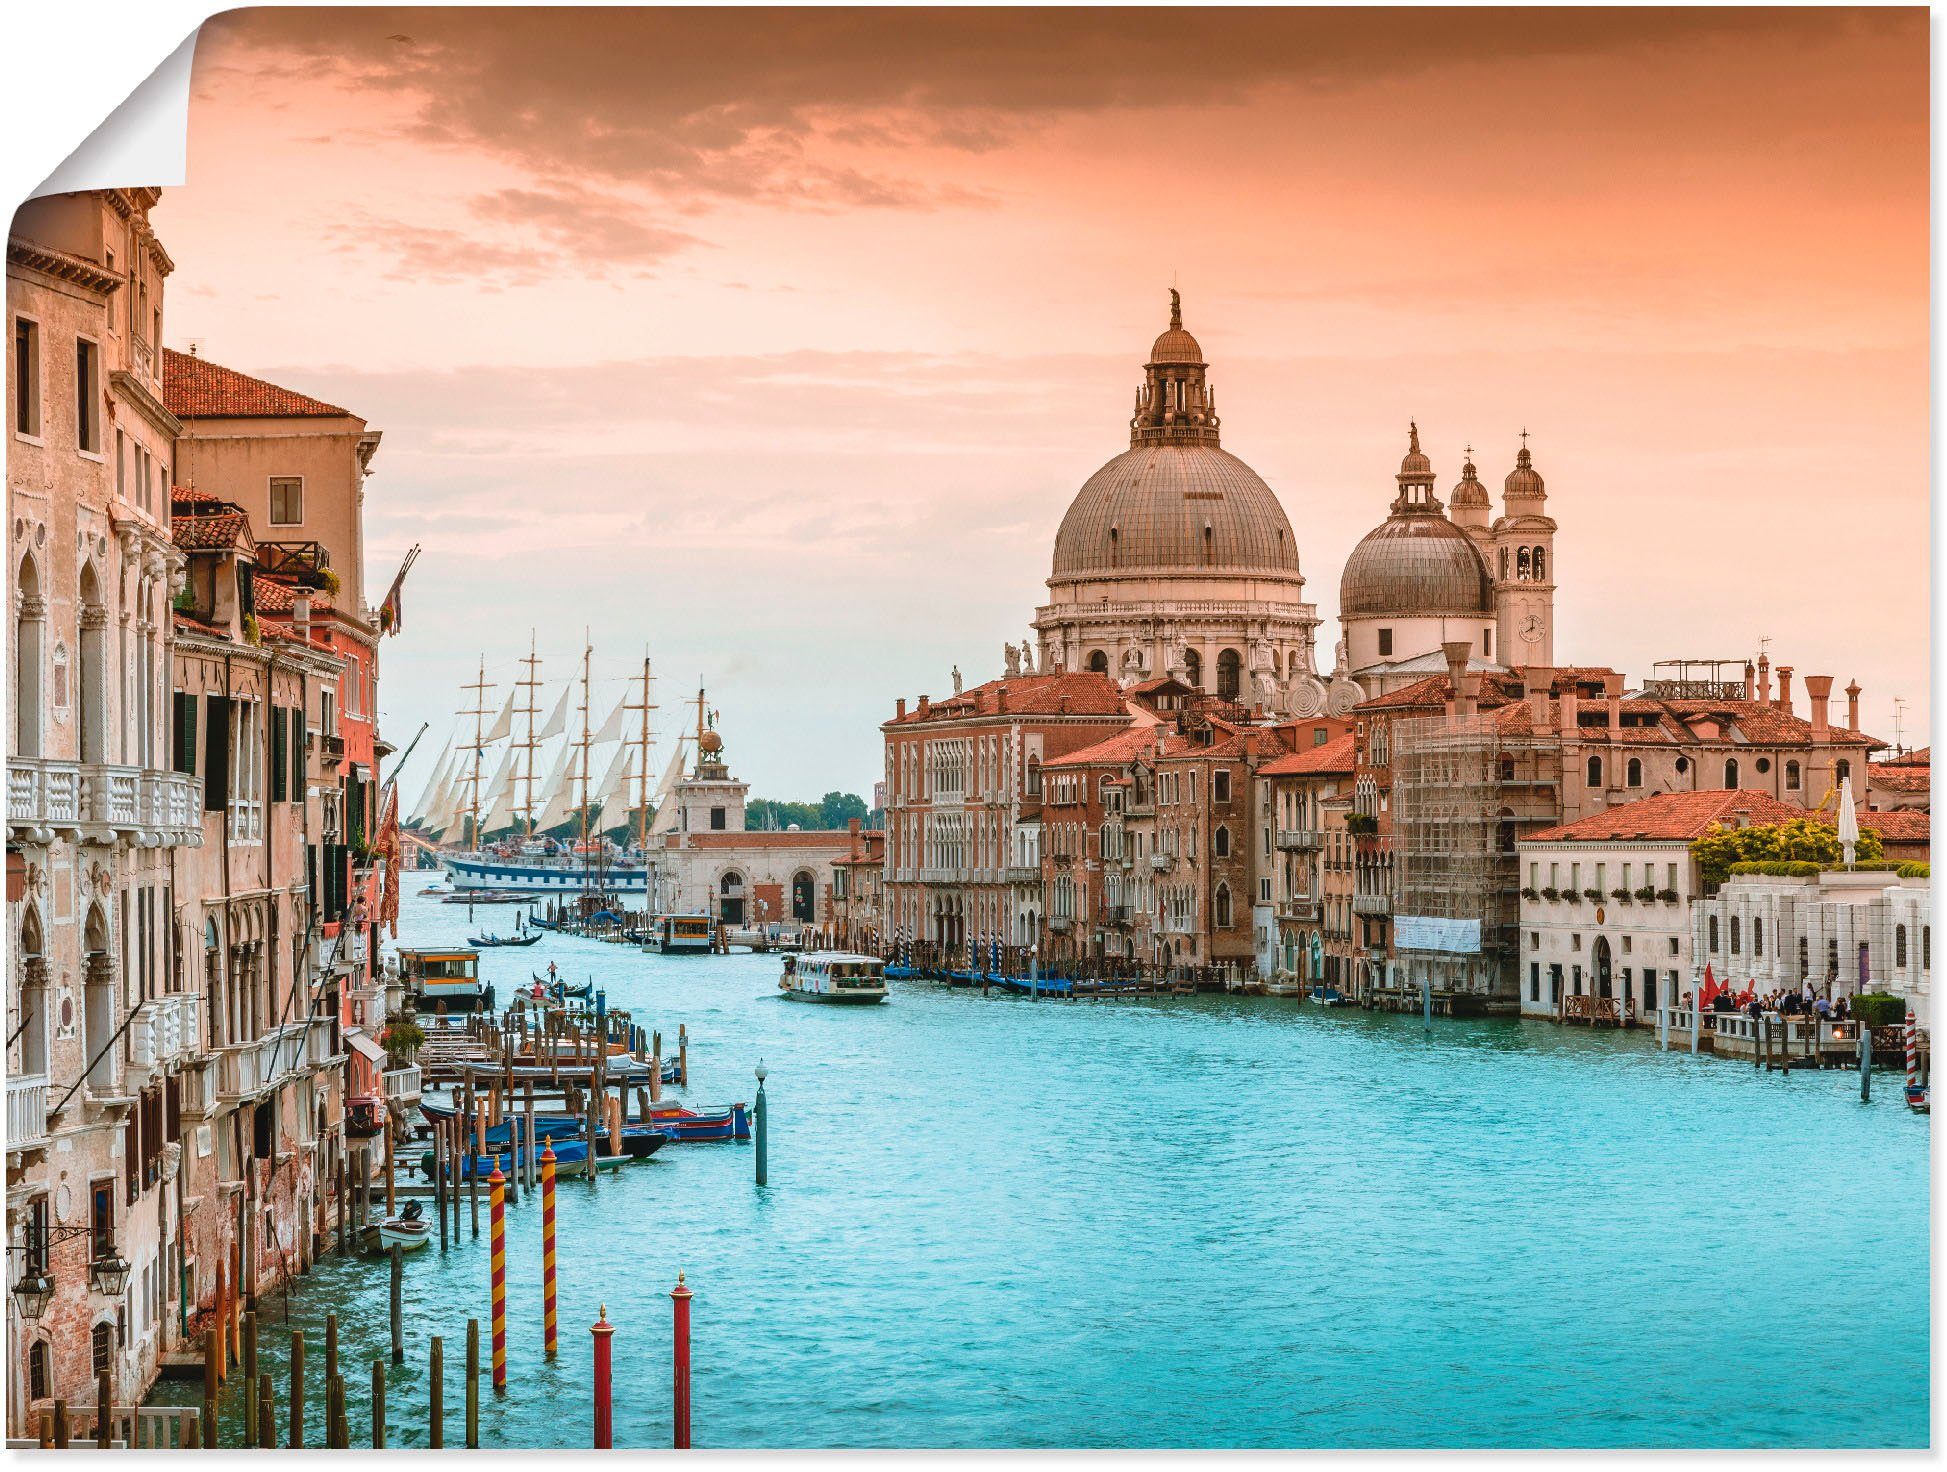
[1339,512,1494,619]
[1051,444,1301,580]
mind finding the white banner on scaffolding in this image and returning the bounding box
[1396,915,1481,954]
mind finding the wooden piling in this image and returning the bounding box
[679,1023,689,1085]
[326,1373,345,1448]
[289,1329,306,1447]
[466,1319,482,1448]
[336,1151,349,1256]
[183,1415,201,1449]
[1861,1020,1873,1101]
[524,1083,538,1195]
[325,1310,339,1386]
[201,1328,219,1445]
[257,1374,275,1449]
[650,1032,663,1105]
[385,1114,398,1217]
[242,1308,259,1444]
[470,1099,483,1238]
[435,1116,450,1251]
[95,1370,112,1449]
[390,1245,405,1364]
[371,1360,387,1448]
[429,1336,445,1449]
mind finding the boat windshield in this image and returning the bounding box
[672,919,710,938]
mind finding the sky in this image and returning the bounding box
[151,7,1931,804]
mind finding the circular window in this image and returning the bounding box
[1675,757,1689,775]
[1755,757,1771,774]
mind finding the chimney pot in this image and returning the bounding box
[1805,674,1833,741]
[1775,666,1794,713]
[1603,671,1623,732]
[896,697,907,720]
[1845,680,1862,733]
[1441,640,1474,717]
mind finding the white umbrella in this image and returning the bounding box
[1837,774,1860,868]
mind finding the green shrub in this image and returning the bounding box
[1540,886,1560,901]
[1853,993,1910,1030]
[1897,862,1930,879]
[1610,888,1633,904]
[1581,888,1604,902]
[1727,860,1821,877]
[1634,885,1658,903]
[1657,888,1680,903]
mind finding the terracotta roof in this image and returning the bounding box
[1260,731,1357,777]
[886,672,1128,725]
[170,485,225,506]
[1042,723,1158,769]
[171,612,230,640]
[1521,789,1809,844]
[172,510,253,552]
[1879,746,1930,768]
[251,577,331,614]
[1870,762,1930,792]
[163,347,350,419]
[1860,810,1930,843]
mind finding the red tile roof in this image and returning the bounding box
[1521,789,1809,844]
[1870,761,1930,793]
[1879,746,1930,768]
[172,510,253,552]
[1042,723,1158,769]
[886,672,1129,725]
[163,347,350,419]
[1861,809,1930,843]
[1260,731,1357,777]
[251,577,332,614]
[170,485,225,506]
[171,612,230,640]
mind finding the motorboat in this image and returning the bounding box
[780,952,888,1004]
[644,914,713,955]
[376,1201,430,1253]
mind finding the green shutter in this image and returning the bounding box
[203,695,231,811]
[290,706,305,801]
[171,692,198,776]
[269,709,288,803]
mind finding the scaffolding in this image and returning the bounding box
[1391,712,1559,1010]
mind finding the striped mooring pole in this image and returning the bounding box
[489,1166,508,1392]
[1906,1011,1919,1092]
[590,1306,614,1449]
[541,1145,559,1359]
[670,1272,692,1449]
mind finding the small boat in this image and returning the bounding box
[780,952,888,1005]
[400,948,493,1014]
[532,973,593,999]
[377,1200,430,1252]
[1308,984,1347,1006]
[1906,1083,1929,1114]
[554,1152,631,1179]
[645,1103,750,1142]
[469,931,542,948]
[345,1098,387,1139]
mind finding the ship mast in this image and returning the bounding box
[621,655,657,852]
[514,629,544,839]
[459,655,494,850]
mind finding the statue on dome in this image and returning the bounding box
[1003,642,1022,679]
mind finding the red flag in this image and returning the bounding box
[1700,963,1718,1007]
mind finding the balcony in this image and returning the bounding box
[1276,828,1323,852]
[917,867,961,885]
[382,1065,421,1104]
[7,1073,49,1152]
[1048,916,1073,934]
[1353,893,1392,917]
[1279,898,1323,923]
[7,760,202,847]
[1001,866,1040,885]
[1148,854,1172,871]
[128,993,203,1072]
[1100,905,1131,926]
[215,1020,334,1101]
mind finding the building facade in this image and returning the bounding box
[1258,728,1357,984]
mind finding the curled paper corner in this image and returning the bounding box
[32,28,200,201]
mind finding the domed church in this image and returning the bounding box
[1029,292,1330,716]
[1338,425,1557,695]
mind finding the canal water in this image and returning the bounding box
[157,889,1930,1448]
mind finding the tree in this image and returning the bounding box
[1690,817,1884,887]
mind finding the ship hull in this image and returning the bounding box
[443,854,649,895]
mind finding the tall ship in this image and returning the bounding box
[413,636,688,898]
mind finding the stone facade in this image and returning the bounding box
[1258,728,1358,985]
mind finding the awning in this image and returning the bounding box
[346,1029,387,1064]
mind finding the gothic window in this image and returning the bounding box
[78,561,106,765]
[1025,756,1041,797]
[1215,884,1233,928]
[15,552,42,759]
[1203,524,1214,567]
[1724,758,1739,789]
[1626,757,1643,787]
[1108,526,1119,568]
[28,1340,49,1401]
[1785,760,1801,791]
[1214,826,1231,858]
[1586,755,1602,788]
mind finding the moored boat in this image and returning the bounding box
[469,931,542,948]
[376,1201,430,1253]
[400,948,494,1014]
[644,913,713,955]
[780,952,888,1004]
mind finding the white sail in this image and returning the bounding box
[426,765,468,838]
[645,734,692,835]
[408,735,456,825]
[537,684,571,741]
[534,743,585,831]
[484,688,517,744]
[593,693,628,744]
[593,742,635,813]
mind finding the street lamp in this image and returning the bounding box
[11,1268,54,1320]
[89,1252,132,1298]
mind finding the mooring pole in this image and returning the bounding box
[466,1319,481,1448]
[429,1336,444,1449]
[542,1146,559,1359]
[591,1305,615,1449]
[289,1330,306,1448]
[1861,1018,1872,1101]
[490,1166,509,1392]
[390,1245,405,1364]
[754,1062,769,1187]
[371,1360,386,1448]
[670,1272,692,1449]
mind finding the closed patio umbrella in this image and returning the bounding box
[1837,774,1860,868]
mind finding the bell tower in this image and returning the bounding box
[1493,433,1556,667]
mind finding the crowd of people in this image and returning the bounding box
[1688,977,1855,1021]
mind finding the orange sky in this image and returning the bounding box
[155,8,1931,796]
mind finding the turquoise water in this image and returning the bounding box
[162,890,1930,1448]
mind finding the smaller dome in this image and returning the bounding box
[1396,419,1432,484]
[1149,327,1204,364]
[1340,513,1495,620]
[698,728,723,755]
[1505,441,1545,500]
[1450,453,1490,509]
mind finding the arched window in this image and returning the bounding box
[1785,760,1801,791]
[1798,937,1808,979]
[1626,757,1643,787]
[78,561,106,765]
[1586,755,1603,788]
[15,553,43,758]
[1499,546,1510,581]
[1202,524,1215,567]
[791,871,816,923]
[1216,649,1242,701]
[1087,650,1109,675]
[1724,758,1739,789]
[1025,756,1041,797]
[15,907,47,1076]
[1532,547,1547,581]
[1729,916,1740,954]
[1214,884,1232,928]
[1708,915,1719,952]
[91,1321,112,1377]
[1213,825,1231,858]
[1896,924,1908,968]
[1183,649,1202,690]
[1517,546,1532,579]
[1836,758,1851,783]
[28,1340,49,1401]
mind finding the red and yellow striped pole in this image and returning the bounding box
[541,1146,558,1360]
[489,1166,508,1392]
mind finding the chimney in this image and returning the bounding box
[1523,667,1553,729]
[1845,680,1862,732]
[896,697,907,720]
[996,685,1009,714]
[1442,640,1473,717]
[1756,654,1772,705]
[1805,674,1833,741]
[1775,666,1793,713]
[293,590,313,644]
[917,695,930,719]
[1743,661,1756,700]
[1559,684,1579,737]
[1603,671,1623,733]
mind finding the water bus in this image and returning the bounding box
[780,952,889,1004]
[644,914,713,955]
[398,948,494,1014]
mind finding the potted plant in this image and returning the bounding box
[1657,888,1680,903]
[1582,887,1603,903]
[378,1012,425,1069]
[1520,886,1539,901]
[1610,887,1633,905]
[1634,884,1658,903]
[1540,886,1560,902]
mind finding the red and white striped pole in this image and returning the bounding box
[590,1306,614,1449]
[670,1272,692,1449]
[489,1167,508,1392]
[541,1146,558,1360]
[1905,1011,1918,1092]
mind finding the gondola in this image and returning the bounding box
[1906,1083,1929,1114]
[469,931,542,948]
[530,972,592,999]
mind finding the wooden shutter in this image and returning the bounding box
[171,692,198,776]
[290,706,305,800]
[203,695,231,811]
[270,708,288,803]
